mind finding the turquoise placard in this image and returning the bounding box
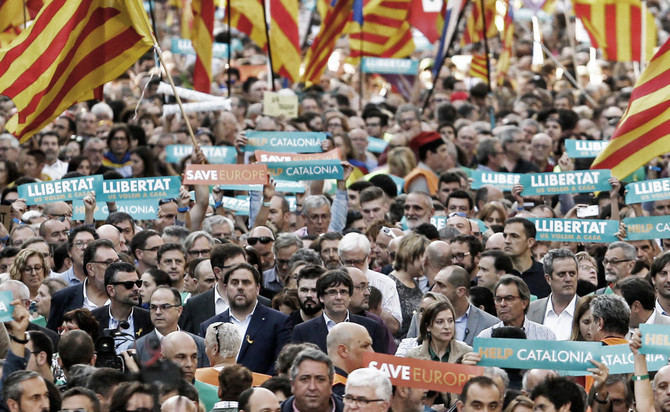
[470,170,521,191]
[623,216,670,241]
[431,216,447,230]
[625,178,670,204]
[474,337,600,371]
[171,38,242,59]
[19,175,102,205]
[529,218,619,243]
[72,198,160,221]
[263,159,343,181]
[565,139,609,158]
[95,176,181,202]
[361,57,419,75]
[166,145,236,164]
[601,344,668,374]
[519,170,611,196]
[217,180,306,193]
[0,291,14,322]
[286,196,297,212]
[221,196,249,215]
[640,324,670,356]
[244,131,326,153]
[367,137,388,153]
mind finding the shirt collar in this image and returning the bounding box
[214,283,227,304]
[323,310,349,326]
[230,301,258,323]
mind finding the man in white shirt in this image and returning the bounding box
[527,249,579,340]
[40,132,68,180]
[617,277,670,340]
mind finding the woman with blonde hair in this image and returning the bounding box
[10,248,50,300]
[387,147,417,179]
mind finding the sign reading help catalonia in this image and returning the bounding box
[564,139,609,158]
[363,352,483,393]
[519,170,611,196]
[244,131,327,153]
[529,218,619,243]
[601,344,668,374]
[640,324,670,357]
[623,216,670,241]
[19,175,102,205]
[470,170,521,191]
[263,159,343,181]
[625,178,670,204]
[95,176,181,203]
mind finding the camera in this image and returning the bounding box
[94,326,128,372]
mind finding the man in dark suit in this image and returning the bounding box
[198,262,290,375]
[134,286,208,367]
[91,262,152,352]
[291,269,387,353]
[432,265,499,346]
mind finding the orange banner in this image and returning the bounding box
[254,148,341,163]
[183,164,268,185]
[363,352,483,393]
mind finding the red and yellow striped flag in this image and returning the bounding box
[269,0,300,81]
[0,0,44,46]
[573,0,656,62]
[498,0,514,85]
[349,0,414,60]
[0,0,154,142]
[462,0,498,46]
[591,37,670,179]
[191,0,214,92]
[302,0,354,84]
[468,53,488,82]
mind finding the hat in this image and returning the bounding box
[409,131,442,153]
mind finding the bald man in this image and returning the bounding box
[96,224,127,254]
[239,387,280,412]
[161,395,198,412]
[327,323,374,398]
[162,331,199,382]
[422,241,452,291]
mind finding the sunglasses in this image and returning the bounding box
[247,236,274,246]
[110,280,142,289]
[158,198,177,206]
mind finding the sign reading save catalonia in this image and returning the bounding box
[529,218,619,243]
[519,170,611,196]
[94,176,181,202]
[625,178,670,204]
[470,170,521,191]
[20,175,102,205]
[244,131,326,153]
[623,215,670,241]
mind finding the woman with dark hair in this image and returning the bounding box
[139,268,172,308]
[60,308,101,342]
[66,155,91,176]
[130,146,158,178]
[0,160,18,191]
[109,382,155,412]
[103,124,132,177]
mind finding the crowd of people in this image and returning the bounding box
[2,1,670,412]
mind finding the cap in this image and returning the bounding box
[409,131,442,152]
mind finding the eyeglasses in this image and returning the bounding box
[22,265,43,274]
[354,284,371,292]
[188,249,211,257]
[342,394,386,406]
[149,303,180,311]
[341,258,366,266]
[247,236,274,246]
[91,259,121,267]
[324,288,350,298]
[494,295,522,304]
[110,280,142,289]
[158,198,177,206]
[276,259,290,267]
[603,258,632,266]
[307,214,329,222]
[453,252,471,261]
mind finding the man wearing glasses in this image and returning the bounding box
[598,241,636,295]
[47,239,118,331]
[342,368,391,412]
[134,286,207,367]
[55,226,99,286]
[91,262,152,353]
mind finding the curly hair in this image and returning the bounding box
[9,248,49,282]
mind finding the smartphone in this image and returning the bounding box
[577,205,599,218]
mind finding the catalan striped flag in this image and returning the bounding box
[191,0,215,92]
[433,0,467,78]
[225,0,265,49]
[0,0,44,46]
[461,0,498,46]
[348,0,414,60]
[498,0,514,85]
[573,0,656,62]
[0,0,154,142]
[591,37,670,179]
[468,53,488,82]
[302,0,354,84]
[408,0,441,42]
[268,0,300,81]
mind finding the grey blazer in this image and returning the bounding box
[527,295,579,324]
[133,329,210,368]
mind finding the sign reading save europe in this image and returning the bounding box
[182,164,269,185]
[519,170,611,196]
[244,131,326,153]
[20,175,101,205]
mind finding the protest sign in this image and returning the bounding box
[216,180,306,193]
[263,92,299,118]
[361,58,420,75]
[166,145,236,164]
[19,175,101,205]
[601,344,668,374]
[367,137,388,153]
[264,159,343,181]
[363,352,483,393]
[520,170,611,196]
[244,131,326,153]
[95,176,181,202]
[255,149,341,163]
[221,196,250,215]
[529,218,619,243]
[640,324,670,356]
[625,178,670,204]
[623,216,670,241]
[0,205,11,231]
[183,164,268,185]
[170,38,242,59]
[565,139,609,158]
[470,170,521,191]
[474,337,599,372]
[72,199,159,221]
[0,291,14,322]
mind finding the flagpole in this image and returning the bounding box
[478,0,492,93]
[227,0,232,97]
[422,1,470,113]
[563,0,577,71]
[262,0,276,91]
[359,21,364,110]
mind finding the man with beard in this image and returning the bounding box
[599,242,636,294]
[450,234,482,281]
[198,263,290,374]
[91,262,152,353]
[288,266,326,330]
[39,132,67,180]
[652,253,670,316]
[313,232,343,270]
